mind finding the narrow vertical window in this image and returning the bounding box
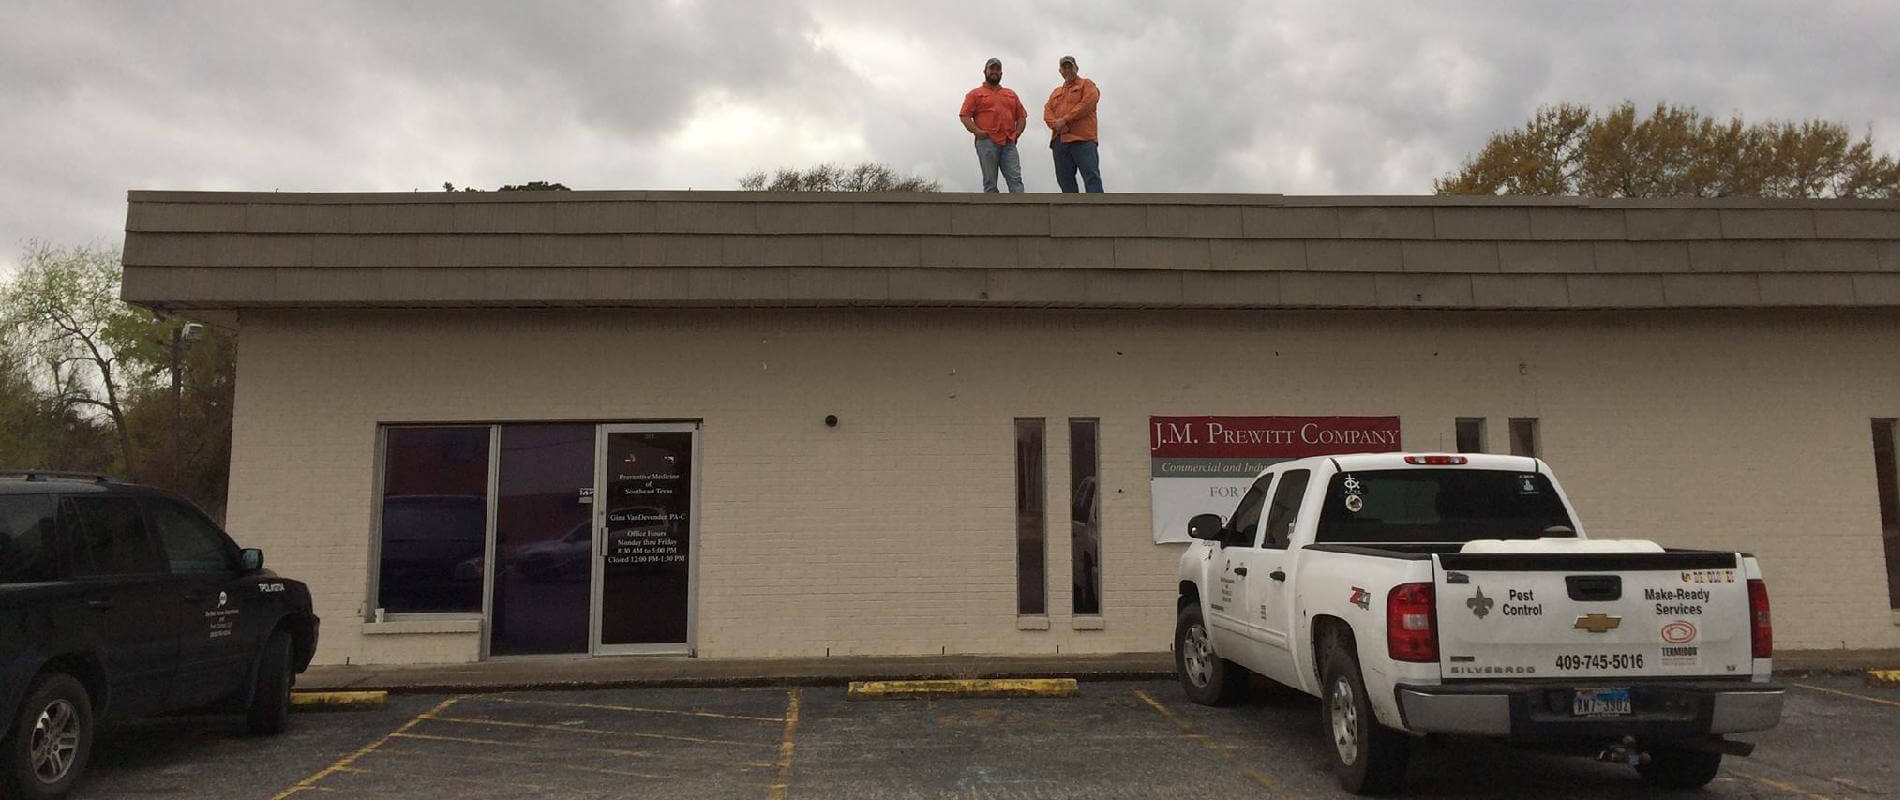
[1455,418,1486,453]
[1070,419,1101,616]
[1509,418,1540,458]
[1872,419,1900,610]
[1015,419,1046,616]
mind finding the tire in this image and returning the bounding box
[3,673,93,800]
[1636,745,1722,790]
[245,631,293,736]
[1320,641,1409,795]
[1173,603,1249,706]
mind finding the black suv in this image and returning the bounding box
[0,472,319,799]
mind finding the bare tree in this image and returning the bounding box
[740,162,941,192]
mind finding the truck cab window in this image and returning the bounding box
[1226,474,1273,547]
[1316,469,1575,544]
[1260,470,1311,549]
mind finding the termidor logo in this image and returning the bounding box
[1661,620,1697,644]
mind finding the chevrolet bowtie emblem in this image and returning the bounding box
[1573,613,1622,633]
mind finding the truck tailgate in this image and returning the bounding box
[1432,551,1752,680]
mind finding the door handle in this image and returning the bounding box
[1233,566,1248,576]
[184,590,208,602]
[85,598,113,611]
[1269,569,1287,582]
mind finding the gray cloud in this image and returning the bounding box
[2,0,1896,270]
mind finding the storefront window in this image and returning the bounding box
[377,426,490,614]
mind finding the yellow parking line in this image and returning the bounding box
[1794,682,1900,709]
[769,689,801,800]
[375,745,672,779]
[331,763,568,794]
[268,696,464,800]
[477,695,786,722]
[1726,768,1833,800]
[1131,688,1275,792]
[390,731,777,768]
[428,714,780,748]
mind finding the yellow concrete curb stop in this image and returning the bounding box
[847,678,1079,700]
[1869,670,1900,687]
[291,690,388,711]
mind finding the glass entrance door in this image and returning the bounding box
[592,424,697,655]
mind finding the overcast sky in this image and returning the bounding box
[2,0,1897,271]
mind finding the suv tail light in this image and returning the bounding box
[1387,582,1438,663]
[1747,579,1772,659]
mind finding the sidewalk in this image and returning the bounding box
[297,648,1900,694]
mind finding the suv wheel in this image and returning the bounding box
[245,631,293,736]
[4,673,93,800]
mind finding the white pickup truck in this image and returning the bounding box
[1173,452,1783,794]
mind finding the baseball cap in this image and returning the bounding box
[984,57,1002,69]
[1059,55,1076,67]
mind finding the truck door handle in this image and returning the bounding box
[85,598,113,611]
[1269,570,1286,582]
[1233,566,1248,576]
[184,590,207,602]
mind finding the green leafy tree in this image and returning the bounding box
[740,162,941,192]
[2,242,151,472]
[1437,102,1900,198]
[0,241,239,515]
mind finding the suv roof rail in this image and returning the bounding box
[0,470,119,484]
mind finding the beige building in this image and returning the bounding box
[120,191,1900,666]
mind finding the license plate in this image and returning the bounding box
[1573,688,1632,716]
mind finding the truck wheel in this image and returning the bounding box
[1174,604,1248,706]
[1636,746,1722,789]
[245,631,294,736]
[1321,643,1409,795]
[3,672,93,800]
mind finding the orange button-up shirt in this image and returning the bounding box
[960,85,1028,145]
[1044,77,1100,143]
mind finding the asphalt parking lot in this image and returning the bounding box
[72,675,1899,799]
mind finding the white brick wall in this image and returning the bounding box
[223,308,1900,665]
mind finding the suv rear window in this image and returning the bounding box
[1316,469,1576,544]
[0,494,59,583]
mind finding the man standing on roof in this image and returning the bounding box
[1044,55,1102,193]
[959,57,1028,193]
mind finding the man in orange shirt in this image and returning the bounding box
[1043,55,1102,193]
[959,57,1028,193]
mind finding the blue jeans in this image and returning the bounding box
[1051,139,1102,193]
[974,136,1024,193]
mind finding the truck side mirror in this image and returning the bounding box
[240,548,264,572]
[1187,513,1225,541]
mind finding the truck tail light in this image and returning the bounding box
[1403,455,1468,465]
[1387,582,1438,663]
[1747,579,1772,659]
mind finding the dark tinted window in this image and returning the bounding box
[1455,418,1485,453]
[1227,474,1272,546]
[1316,469,1575,544]
[1260,470,1310,549]
[1070,419,1101,616]
[0,494,59,584]
[146,498,234,573]
[378,426,491,614]
[64,495,167,576]
[1015,419,1046,616]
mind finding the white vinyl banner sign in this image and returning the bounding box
[1149,416,1402,544]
